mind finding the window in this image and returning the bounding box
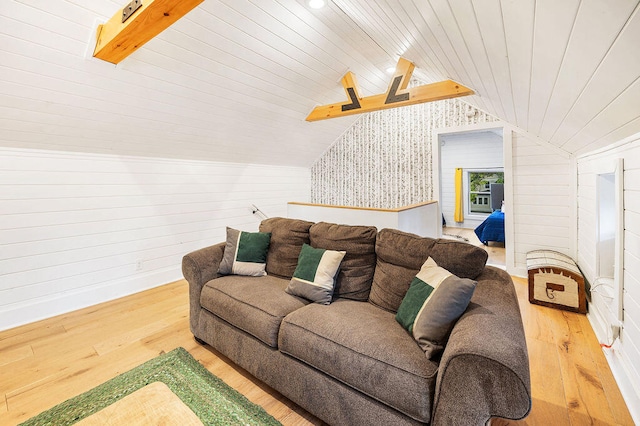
[468,171,504,214]
[595,158,624,324]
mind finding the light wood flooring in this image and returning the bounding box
[0,276,634,425]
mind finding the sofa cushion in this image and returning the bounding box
[279,299,438,423]
[396,257,477,359]
[309,222,377,301]
[286,244,346,304]
[200,275,307,347]
[369,228,437,312]
[430,238,488,279]
[218,227,271,277]
[260,217,314,279]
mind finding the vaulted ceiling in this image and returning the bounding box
[1,0,639,166]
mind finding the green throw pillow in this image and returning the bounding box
[396,257,477,359]
[286,244,346,304]
[219,227,271,277]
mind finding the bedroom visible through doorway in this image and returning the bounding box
[438,128,506,268]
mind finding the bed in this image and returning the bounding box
[474,210,505,244]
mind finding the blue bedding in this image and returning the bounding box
[474,211,505,244]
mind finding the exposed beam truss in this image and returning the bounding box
[306,58,474,122]
[93,0,204,64]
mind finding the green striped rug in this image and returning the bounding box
[20,347,282,426]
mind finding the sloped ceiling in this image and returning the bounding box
[1,0,639,166]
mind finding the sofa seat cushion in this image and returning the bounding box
[278,299,438,423]
[200,275,308,348]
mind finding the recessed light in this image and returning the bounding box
[386,66,396,74]
[308,0,326,9]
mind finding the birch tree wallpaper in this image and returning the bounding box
[311,98,497,209]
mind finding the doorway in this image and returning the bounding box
[433,124,512,270]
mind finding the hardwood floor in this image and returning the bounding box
[503,277,634,426]
[0,277,634,425]
[0,282,321,426]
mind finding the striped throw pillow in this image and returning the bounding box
[286,244,346,304]
[396,257,477,359]
[218,227,271,277]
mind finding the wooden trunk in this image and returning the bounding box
[526,250,587,314]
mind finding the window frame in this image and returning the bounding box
[464,168,504,218]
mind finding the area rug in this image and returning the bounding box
[20,347,282,426]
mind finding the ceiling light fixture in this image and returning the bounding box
[386,66,396,74]
[308,0,326,9]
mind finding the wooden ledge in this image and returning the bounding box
[287,201,437,213]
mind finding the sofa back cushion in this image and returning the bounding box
[259,217,314,279]
[430,239,488,280]
[369,229,437,312]
[309,222,377,301]
[370,229,489,313]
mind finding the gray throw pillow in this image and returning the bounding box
[396,257,477,359]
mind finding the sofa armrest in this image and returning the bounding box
[182,242,225,333]
[432,267,531,426]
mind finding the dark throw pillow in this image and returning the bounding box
[286,244,345,305]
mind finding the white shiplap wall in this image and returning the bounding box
[440,130,503,229]
[333,0,640,158]
[0,148,310,331]
[0,0,378,166]
[4,1,638,167]
[510,132,574,275]
[577,135,640,420]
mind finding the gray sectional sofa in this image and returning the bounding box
[182,217,531,425]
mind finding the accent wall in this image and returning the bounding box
[311,98,497,208]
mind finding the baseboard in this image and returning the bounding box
[0,267,181,332]
[509,266,528,278]
[587,309,640,425]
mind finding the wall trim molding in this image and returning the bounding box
[0,267,180,331]
[588,308,640,425]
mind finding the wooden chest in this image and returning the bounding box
[526,250,587,314]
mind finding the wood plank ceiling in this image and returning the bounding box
[1,0,639,166]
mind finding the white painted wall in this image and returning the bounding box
[440,130,503,229]
[287,202,440,238]
[0,148,310,331]
[510,132,574,276]
[577,134,640,423]
[2,1,640,167]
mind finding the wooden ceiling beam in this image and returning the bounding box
[93,0,204,64]
[306,58,474,122]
